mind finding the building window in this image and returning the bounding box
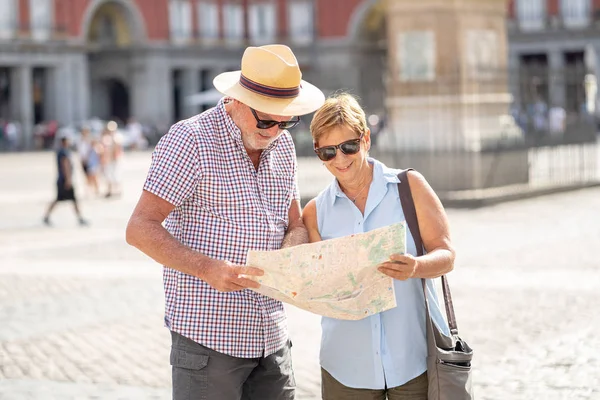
[223,2,244,43]
[96,15,119,46]
[249,1,276,44]
[30,0,53,41]
[516,0,546,31]
[197,1,219,40]
[399,31,436,82]
[0,0,18,40]
[466,30,499,80]
[288,1,313,44]
[561,0,590,28]
[169,0,193,44]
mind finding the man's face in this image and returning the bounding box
[232,101,293,152]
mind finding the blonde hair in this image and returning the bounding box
[310,93,368,146]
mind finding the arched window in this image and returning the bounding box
[97,14,118,46]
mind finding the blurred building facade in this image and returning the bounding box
[508,0,600,114]
[3,0,600,150]
[0,0,386,149]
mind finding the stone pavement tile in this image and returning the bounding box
[455,283,600,400]
[474,326,600,400]
[0,379,171,400]
[1,152,599,399]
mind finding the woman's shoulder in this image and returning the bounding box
[304,181,336,214]
[303,198,317,218]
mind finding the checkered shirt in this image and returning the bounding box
[143,99,300,358]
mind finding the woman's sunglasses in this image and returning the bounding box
[250,108,300,130]
[314,133,364,162]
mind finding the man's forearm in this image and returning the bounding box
[126,218,210,278]
[281,225,309,248]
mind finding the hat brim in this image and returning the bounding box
[213,71,325,116]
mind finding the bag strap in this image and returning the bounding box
[397,169,459,335]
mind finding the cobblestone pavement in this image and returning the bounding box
[0,151,599,400]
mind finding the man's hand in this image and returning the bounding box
[377,253,419,281]
[64,180,72,189]
[201,259,264,292]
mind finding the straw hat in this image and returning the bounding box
[213,45,325,117]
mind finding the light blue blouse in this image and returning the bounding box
[315,158,450,389]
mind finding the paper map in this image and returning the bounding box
[246,222,406,320]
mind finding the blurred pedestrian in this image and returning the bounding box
[0,119,5,151]
[126,44,325,400]
[100,123,123,198]
[126,116,146,150]
[43,135,88,226]
[44,120,58,149]
[549,106,566,137]
[5,121,19,151]
[77,127,101,196]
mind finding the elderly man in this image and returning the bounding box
[126,45,324,400]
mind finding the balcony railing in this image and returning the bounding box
[517,15,546,32]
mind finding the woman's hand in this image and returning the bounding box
[378,253,419,281]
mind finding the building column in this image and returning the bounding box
[182,68,200,118]
[508,51,521,106]
[131,54,171,129]
[548,48,565,108]
[55,58,75,126]
[130,56,148,124]
[592,44,600,111]
[44,67,58,122]
[10,65,33,150]
[72,54,90,122]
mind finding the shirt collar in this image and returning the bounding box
[218,98,239,137]
[328,157,400,207]
[217,98,281,157]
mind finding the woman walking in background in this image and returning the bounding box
[100,123,123,198]
[77,127,100,197]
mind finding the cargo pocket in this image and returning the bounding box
[170,348,209,400]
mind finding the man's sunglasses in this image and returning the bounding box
[250,108,300,130]
[314,133,364,162]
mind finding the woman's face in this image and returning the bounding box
[315,124,371,182]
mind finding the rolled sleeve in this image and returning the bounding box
[143,123,200,207]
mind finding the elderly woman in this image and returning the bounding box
[302,93,455,400]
